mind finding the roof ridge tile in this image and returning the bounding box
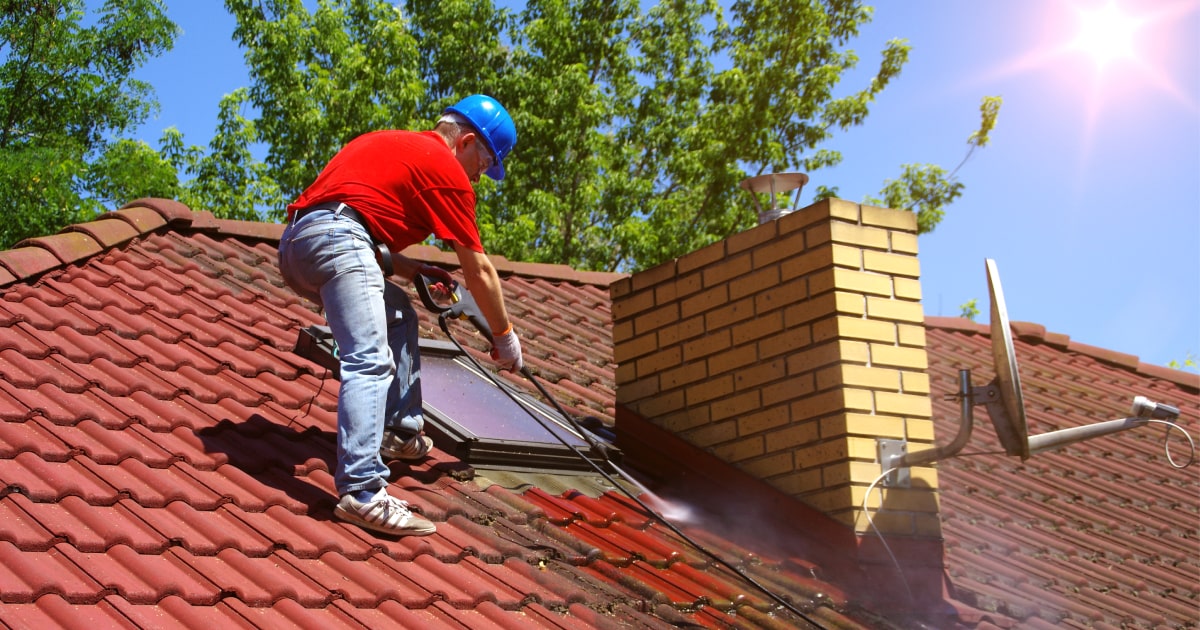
[16,232,104,268]
[108,206,168,233]
[0,247,63,285]
[0,199,181,287]
[1009,320,1046,341]
[926,316,1198,392]
[924,315,987,335]
[0,199,286,289]
[1138,362,1200,388]
[119,197,195,224]
[65,217,141,249]
[394,243,626,287]
[1064,339,1140,371]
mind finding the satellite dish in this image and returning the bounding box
[985,259,1031,460]
[877,258,1191,485]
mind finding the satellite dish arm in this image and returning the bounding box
[1027,417,1149,455]
[1027,396,1182,456]
[889,370,977,468]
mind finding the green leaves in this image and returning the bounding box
[970,95,1003,149]
[1166,353,1197,372]
[868,95,1003,235]
[0,141,90,247]
[870,163,962,234]
[959,298,980,322]
[0,0,178,248]
[85,138,179,208]
[0,1,1000,264]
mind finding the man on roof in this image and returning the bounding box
[278,94,524,537]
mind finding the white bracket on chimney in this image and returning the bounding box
[877,439,910,487]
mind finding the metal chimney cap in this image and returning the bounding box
[739,172,809,194]
[741,172,810,224]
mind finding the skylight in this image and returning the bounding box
[294,325,618,472]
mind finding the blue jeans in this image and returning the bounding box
[278,207,423,497]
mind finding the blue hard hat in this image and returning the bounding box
[444,94,516,181]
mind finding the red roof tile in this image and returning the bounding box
[0,200,1194,629]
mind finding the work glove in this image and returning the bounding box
[490,326,524,372]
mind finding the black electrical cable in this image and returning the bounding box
[436,315,828,629]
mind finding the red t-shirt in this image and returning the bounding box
[287,130,483,252]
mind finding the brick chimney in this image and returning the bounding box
[611,198,938,538]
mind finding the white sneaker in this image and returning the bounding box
[334,488,436,536]
[380,430,434,461]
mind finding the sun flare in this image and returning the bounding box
[1070,2,1142,69]
[979,0,1197,164]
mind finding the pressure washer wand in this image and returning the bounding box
[515,363,619,458]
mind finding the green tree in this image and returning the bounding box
[84,138,179,207]
[1167,353,1197,372]
[958,298,979,322]
[0,0,178,248]
[159,89,284,221]
[221,0,998,272]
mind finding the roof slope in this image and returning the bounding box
[0,201,1195,629]
[0,201,888,629]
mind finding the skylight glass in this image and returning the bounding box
[420,351,588,447]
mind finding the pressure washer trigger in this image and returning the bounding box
[414,273,455,314]
[414,273,493,342]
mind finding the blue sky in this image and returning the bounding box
[124,1,1199,372]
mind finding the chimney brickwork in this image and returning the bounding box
[611,199,939,537]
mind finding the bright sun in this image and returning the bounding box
[984,0,1196,151]
[1070,2,1142,69]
